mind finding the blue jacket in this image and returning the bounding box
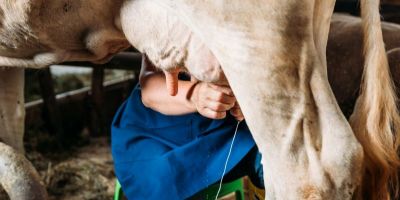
[111,86,255,199]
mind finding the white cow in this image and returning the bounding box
[0,0,398,199]
[121,0,398,199]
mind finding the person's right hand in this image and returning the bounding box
[189,82,237,119]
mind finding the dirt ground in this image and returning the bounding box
[28,137,115,200]
[0,136,115,200]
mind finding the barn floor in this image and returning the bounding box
[27,136,115,200]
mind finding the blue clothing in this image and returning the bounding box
[111,86,258,199]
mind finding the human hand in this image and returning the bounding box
[230,102,244,121]
[189,82,236,119]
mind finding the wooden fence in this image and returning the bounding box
[25,52,142,142]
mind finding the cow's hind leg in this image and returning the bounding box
[0,68,25,153]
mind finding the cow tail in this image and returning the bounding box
[350,0,400,199]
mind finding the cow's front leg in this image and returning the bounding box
[0,68,25,153]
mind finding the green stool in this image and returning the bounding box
[114,178,245,200]
[114,180,124,200]
[190,178,245,200]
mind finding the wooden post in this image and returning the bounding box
[38,67,64,143]
[89,65,107,136]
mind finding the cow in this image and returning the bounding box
[121,0,400,199]
[0,0,398,199]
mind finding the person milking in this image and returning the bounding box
[111,54,264,199]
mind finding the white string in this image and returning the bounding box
[215,120,241,200]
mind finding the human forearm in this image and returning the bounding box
[140,72,197,115]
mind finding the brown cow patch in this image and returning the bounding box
[301,185,323,200]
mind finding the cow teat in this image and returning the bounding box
[163,68,181,96]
